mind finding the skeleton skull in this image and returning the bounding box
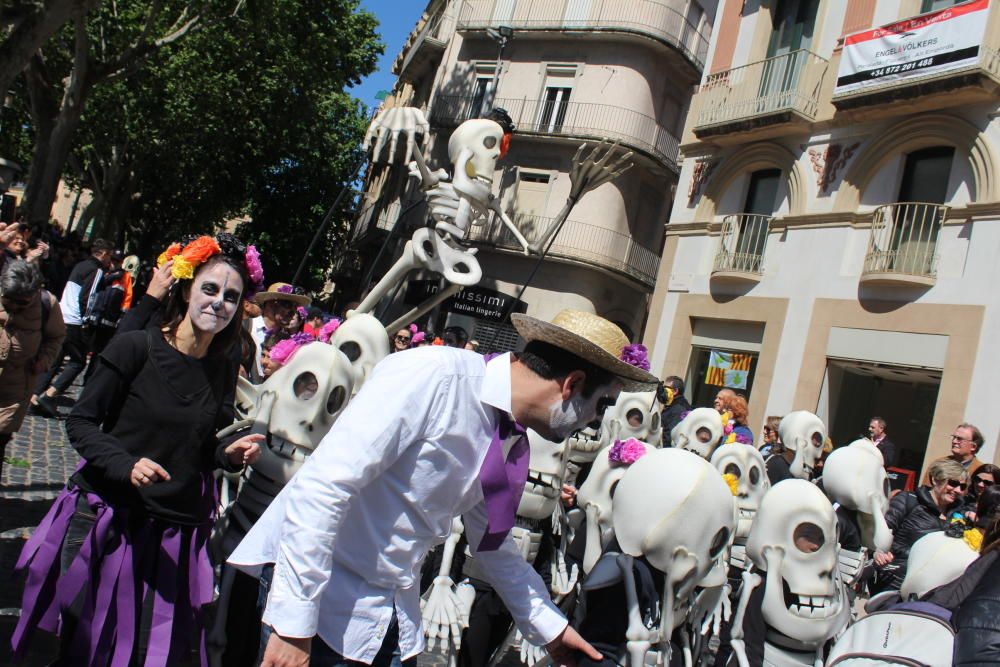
[711,444,769,541]
[613,448,736,632]
[518,429,569,521]
[777,411,827,479]
[122,255,141,280]
[900,531,979,600]
[821,439,893,552]
[448,118,504,184]
[671,407,725,459]
[602,390,662,447]
[251,343,355,484]
[745,479,850,646]
[331,312,391,394]
[576,441,654,573]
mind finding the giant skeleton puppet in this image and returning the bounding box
[355,106,632,335]
[729,479,851,667]
[777,411,828,480]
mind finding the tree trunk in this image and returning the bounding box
[0,0,101,99]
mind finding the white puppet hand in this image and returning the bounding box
[366,107,429,165]
[421,575,466,652]
[692,582,731,638]
[515,629,547,666]
[550,545,579,597]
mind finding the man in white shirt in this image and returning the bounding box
[229,309,658,667]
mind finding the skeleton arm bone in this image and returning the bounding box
[728,570,763,667]
[421,517,467,651]
[487,197,532,255]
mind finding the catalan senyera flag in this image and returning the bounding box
[706,350,753,390]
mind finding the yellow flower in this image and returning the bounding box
[720,411,732,427]
[722,473,739,496]
[171,255,195,280]
[964,529,983,552]
[157,242,182,267]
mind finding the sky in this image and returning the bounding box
[351,0,428,108]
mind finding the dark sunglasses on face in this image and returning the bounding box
[944,478,968,491]
[975,477,995,487]
[395,335,411,343]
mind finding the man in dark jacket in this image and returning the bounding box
[660,375,691,446]
[32,238,114,417]
[868,417,897,468]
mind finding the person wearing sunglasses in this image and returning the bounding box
[392,326,413,353]
[0,259,65,479]
[873,458,969,591]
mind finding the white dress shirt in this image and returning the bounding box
[249,315,268,376]
[229,347,566,662]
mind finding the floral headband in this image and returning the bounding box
[157,235,265,297]
[269,332,316,367]
[620,343,650,371]
[318,318,341,343]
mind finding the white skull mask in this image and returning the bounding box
[671,407,724,459]
[777,411,827,479]
[567,424,608,464]
[122,255,141,280]
[711,444,769,541]
[251,343,354,484]
[821,439,893,552]
[448,118,503,184]
[576,440,654,573]
[900,531,979,600]
[603,390,662,447]
[613,449,736,632]
[518,429,569,521]
[745,479,850,646]
[331,312,390,394]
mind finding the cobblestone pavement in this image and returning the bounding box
[0,384,525,666]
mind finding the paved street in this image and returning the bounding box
[0,384,509,667]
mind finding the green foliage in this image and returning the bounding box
[70,0,382,290]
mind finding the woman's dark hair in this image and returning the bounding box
[970,464,1000,499]
[160,233,249,358]
[976,485,1000,531]
[518,340,615,398]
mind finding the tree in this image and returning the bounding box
[67,0,381,290]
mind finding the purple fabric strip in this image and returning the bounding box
[477,412,529,552]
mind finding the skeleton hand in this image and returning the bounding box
[550,547,578,597]
[420,575,466,652]
[568,141,633,204]
[691,583,731,637]
[515,629,547,666]
[366,106,429,165]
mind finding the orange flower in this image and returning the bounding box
[179,236,221,265]
[157,243,183,267]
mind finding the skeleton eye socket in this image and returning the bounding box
[696,427,713,443]
[483,135,497,149]
[724,463,741,480]
[293,372,319,400]
[339,341,361,362]
[651,414,660,431]
[609,480,620,499]
[626,409,643,428]
[793,522,825,553]
[327,386,347,415]
[709,527,730,557]
[882,478,891,498]
[811,432,824,447]
[749,466,761,485]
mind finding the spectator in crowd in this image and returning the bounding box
[967,464,998,509]
[759,415,782,457]
[465,339,480,352]
[260,328,291,379]
[659,375,691,445]
[713,387,735,413]
[302,307,325,337]
[249,283,310,377]
[442,325,469,348]
[287,306,305,335]
[32,238,115,418]
[951,509,1000,664]
[82,250,131,381]
[874,458,968,590]
[0,260,65,477]
[971,485,1000,534]
[726,395,754,446]
[939,423,986,476]
[868,416,897,468]
[12,234,263,662]
[392,325,414,353]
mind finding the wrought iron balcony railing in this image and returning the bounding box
[861,202,948,285]
[712,214,772,278]
[457,0,709,70]
[430,94,679,171]
[693,50,828,133]
[466,213,660,288]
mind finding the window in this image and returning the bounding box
[537,64,576,132]
[468,63,497,120]
[921,0,961,13]
[884,146,954,274]
[734,168,779,269]
[687,346,759,408]
[898,146,954,205]
[767,0,819,57]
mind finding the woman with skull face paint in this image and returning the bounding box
[12,234,266,665]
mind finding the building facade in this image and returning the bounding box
[350,0,715,348]
[645,0,1000,475]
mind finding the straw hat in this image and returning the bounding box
[511,309,658,391]
[253,282,311,307]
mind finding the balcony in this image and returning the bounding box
[711,214,771,283]
[692,50,829,139]
[860,202,948,287]
[430,94,680,172]
[394,12,448,84]
[466,213,660,288]
[457,0,709,71]
[833,3,1000,112]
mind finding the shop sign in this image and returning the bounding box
[444,286,525,322]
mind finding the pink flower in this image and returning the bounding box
[297,306,308,319]
[318,318,341,343]
[244,245,265,294]
[724,422,734,435]
[270,339,303,366]
[608,438,647,466]
[412,331,426,345]
[409,323,418,334]
[619,344,650,371]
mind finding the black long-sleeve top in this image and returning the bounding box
[66,329,239,524]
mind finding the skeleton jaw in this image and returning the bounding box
[781,578,842,620]
[525,469,561,499]
[267,434,313,463]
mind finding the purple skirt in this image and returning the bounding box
[11,483,216,666]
